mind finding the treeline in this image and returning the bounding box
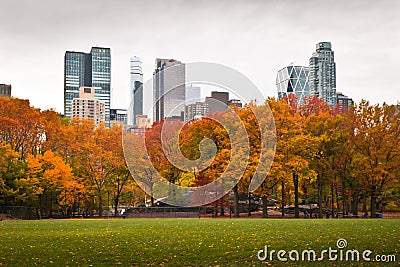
[0,96,399,218]
[0,98,135,217]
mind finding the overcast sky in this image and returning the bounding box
[1,0,399,113]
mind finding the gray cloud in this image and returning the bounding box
[0,0,399,112]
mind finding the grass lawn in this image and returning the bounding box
[0,218,399,266]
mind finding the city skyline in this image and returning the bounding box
[1,0,399,114]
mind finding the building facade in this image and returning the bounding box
[184,91,242,121]
[71,86,105,126]
[136,114,151,128]
[129,56,143,125]
[205,91,229,114]
[64,47,111,123]
[0,84,11,98]
[228,99,243,108]
[185,85,201,105]
[336,92,354,114]
[153,58,185,122]
[184,101,209,121]
[309,42,337,106]
[110,108,128,125]
[276,66,310,102]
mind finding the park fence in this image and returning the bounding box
[124,206,201,218]
[0,206,39,220]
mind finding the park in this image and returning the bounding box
[0,218,399,266]
[1,90,400,267]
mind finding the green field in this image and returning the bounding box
[0,218,399,266]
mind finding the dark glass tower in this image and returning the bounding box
[64,47,111,123]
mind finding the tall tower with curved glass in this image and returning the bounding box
[276,65,310,102]
[309,42,336,106]
[129,56,143,125]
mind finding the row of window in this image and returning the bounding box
[0,89,11,95]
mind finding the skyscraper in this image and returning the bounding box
[309,42,336,106]
[276,66,310,102]
[129,56,143,125]
[64,47,111,123]
[153,58,185,122]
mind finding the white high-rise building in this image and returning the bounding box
[309,42,337,106]
[129,56,143,125]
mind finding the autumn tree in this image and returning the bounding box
[0,98,46,158]
[26,150,77,217]
[72,123,124,217]
[0,143,27,205]
[350,101,400,217]
[300,96,335,218]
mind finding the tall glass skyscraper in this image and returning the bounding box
[129,56,143,125]
[64,47,111,123]
[153,58,185,122]
[309,42,336,106]
[276,66,310,102]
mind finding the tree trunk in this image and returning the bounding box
[50,191,53,218]
[98,193,103,218]
[370,192,377,218]
[281,181,285,217]
[335,185,340,217]
[39,195,43,219]
[114,195,119,217]
[331,183,335,219]
[248,192,252,217]
[233,184,240,218]
[220,198,225,216]
[293,172,299,218]
[149,183,154,206]
[341,179,347,216]
[262,195,268,218]
[362,193,367,213]
[318,175,323,218]
[352,190,359,216]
